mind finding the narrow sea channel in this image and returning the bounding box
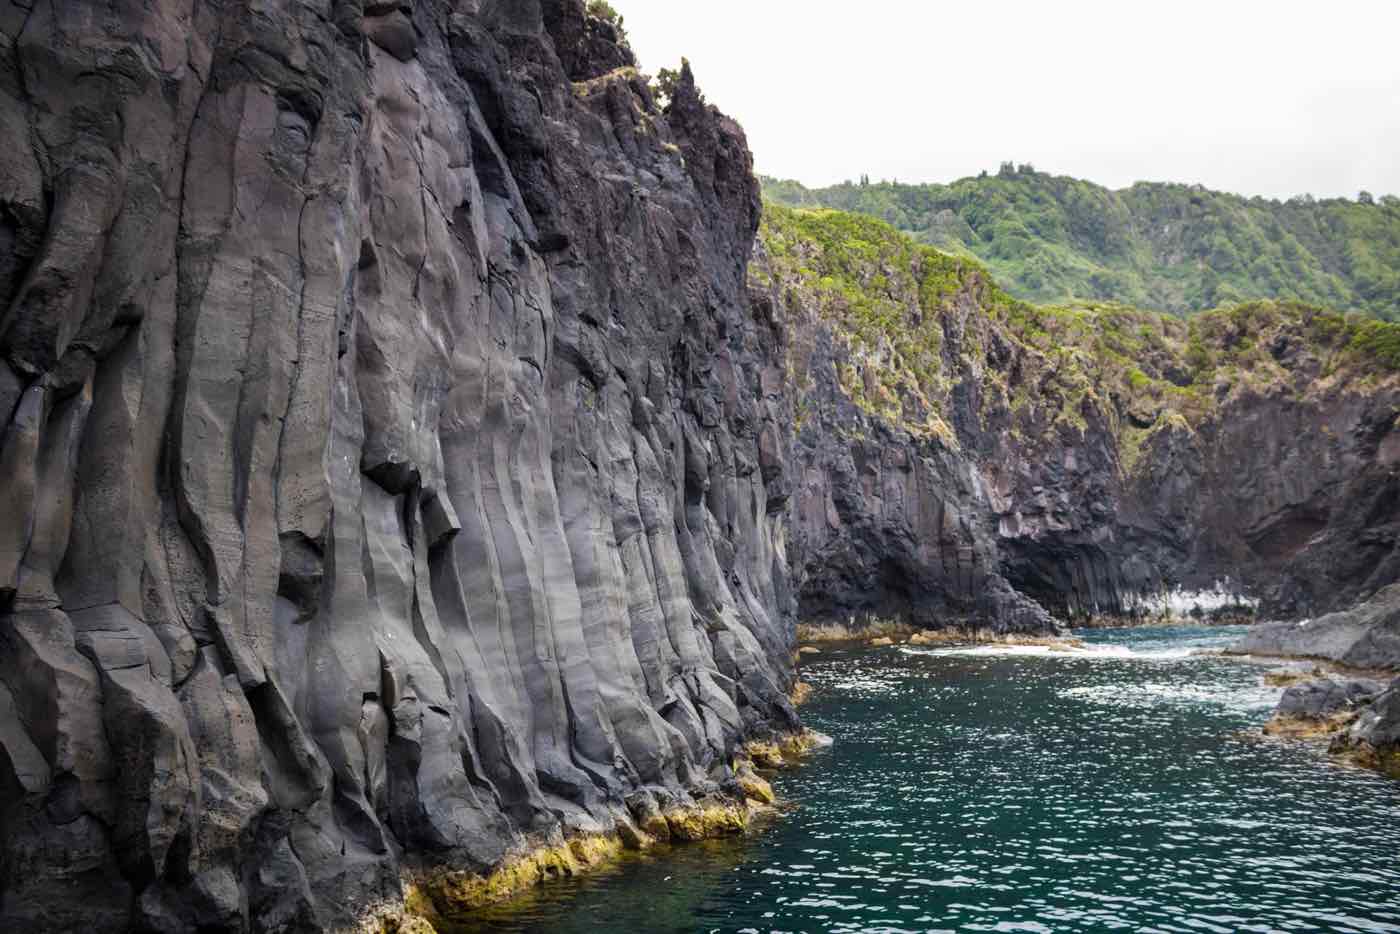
[449,625,1400,933]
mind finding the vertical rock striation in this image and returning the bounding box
[0,2,797,929]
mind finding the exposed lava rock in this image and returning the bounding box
[1231,583,1400,670]
[752,208,1400,632]
[0,2,796,929]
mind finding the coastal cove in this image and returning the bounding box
[453,626,1400,933]
[3,3,1399,930]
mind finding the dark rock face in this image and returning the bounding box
[1341,680,1400,756]
[1133,380,1400,622]
[780,411,1057,634]
[0,2,797,929]
[1274,677,1386,721]
[985,333,1400,624]
[1001,380,1400,624]
[1230,583,1400,670]
[752,226,1400,629]
[756,275,1059,633]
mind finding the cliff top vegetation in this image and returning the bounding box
[754,201,1400,466]
[762,170,1400,322]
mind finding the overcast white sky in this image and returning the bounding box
[617,0,1400,199]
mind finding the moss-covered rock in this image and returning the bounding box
[406,835,624,918]
[664,803,749,842]
[756,200,1400,627]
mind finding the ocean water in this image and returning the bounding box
[445,625,1400,933]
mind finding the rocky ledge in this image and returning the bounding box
[1333,682,1400,778]
[1229,582,1400,670]
[1262,676,1387,738]
[1242,587,1400,777]
[1258,674,1400,778]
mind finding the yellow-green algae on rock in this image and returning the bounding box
[1335,741,1400,779]
[662,801,751,842]
[402,833,627,924]
[369,913,438,934]
[734,764,776,805]
[366,731,826,930]
[1263,711,1360,740]
[744,729,825,770]
[795,618,916,644]
[398,814,736,925]
[389,769,799,928]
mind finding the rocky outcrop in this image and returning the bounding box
[1232,583,1400,776]
[1262,676,1386,739]
[1229,583,1400,670]
[1274,677,1386,720]
[1256,671,1400,777]
[0,2,799,930]
[1331,680,1400,777]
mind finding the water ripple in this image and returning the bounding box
[450,625,1400,934]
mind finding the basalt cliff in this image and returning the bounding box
[3,1,1400,932]
[0,2,797,929]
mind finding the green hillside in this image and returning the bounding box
[753,201,1400,461]
[761,169,1400,320]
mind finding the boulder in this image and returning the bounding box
[1274,677,1385,721]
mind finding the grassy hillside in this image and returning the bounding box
[753,202,1400,467]
[762,169,1400,321]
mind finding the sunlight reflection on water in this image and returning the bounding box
[448,625,1400,934]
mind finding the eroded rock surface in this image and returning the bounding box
[752,209,1400,631]
[0,3,797,929]
[5,0,1400,928]
[1332,680,1400,776]
[1230,583,1400,670]
[1269,677,1385,725]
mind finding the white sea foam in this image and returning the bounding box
[1123,581,1258,617]
[896,643,1197,661]
[1060,681,1278,712]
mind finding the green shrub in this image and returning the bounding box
[1349,320,1400,370]
[586,0,627,42]
[760,173,1400,321]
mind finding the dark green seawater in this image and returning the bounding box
[449,625,1400,933]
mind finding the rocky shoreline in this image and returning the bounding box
[796,623,1075,649]
[373,731,823,933]
[1227,583,1400,670]
[1070,611,1257,630]
[364,729,824,933]
[1230,586,1400,778]
[1254,673,1400,779]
